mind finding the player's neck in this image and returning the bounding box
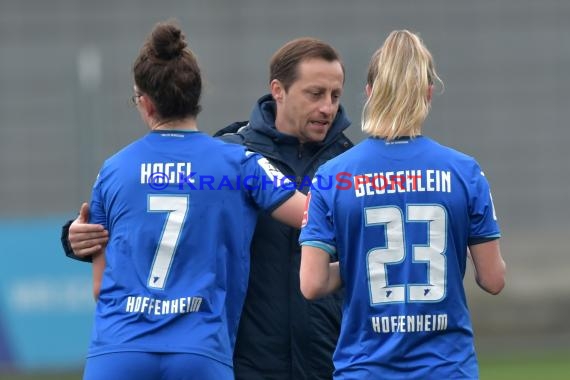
[152,117,198,132]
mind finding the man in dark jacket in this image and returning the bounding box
[62,38,352,379]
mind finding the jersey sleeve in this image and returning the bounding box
[89,165,108,228]
[241,151,296,213]
[299,169,336,256]
[468,164,501,244]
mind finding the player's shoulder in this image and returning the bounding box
[316,141,360,172]
[424,137,480,167]
[99,135,148,170]
[215,138,250,160]
[195,136,258,169]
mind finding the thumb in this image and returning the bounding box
[78,202,90,223]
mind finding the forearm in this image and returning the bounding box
[271,191,306,228]
[470,239,506,295]
[92,249,105,301]
[326,261,342,294]
[300,246,341,300]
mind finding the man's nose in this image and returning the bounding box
[318,96,335,116]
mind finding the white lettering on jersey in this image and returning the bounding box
[370,313,448,333]
[125,295,203,315]
[354,170,451,198]
[140,162,194,184]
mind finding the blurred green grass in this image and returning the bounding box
[479,350,570,380]
[1,350,569,380]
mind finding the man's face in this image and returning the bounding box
[272,58,344,143]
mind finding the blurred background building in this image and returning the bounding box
[0,0,569,373]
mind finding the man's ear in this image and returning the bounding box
[270,79,285,102]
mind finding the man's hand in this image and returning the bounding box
[69,203,109,257]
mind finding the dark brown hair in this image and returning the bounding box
[269,37,344,91]
[133,20,202,119]
[366,48,382,87]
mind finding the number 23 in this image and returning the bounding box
[365,205,447,304]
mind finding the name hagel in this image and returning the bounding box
[140,162,194,184]
[125,295,203,315]
[371,313,448,333]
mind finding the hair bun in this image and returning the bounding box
[151,22,187,60]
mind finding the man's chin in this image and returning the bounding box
[304,127,329,143]
[306,133,327,143]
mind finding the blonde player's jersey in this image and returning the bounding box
[300,136,500,379]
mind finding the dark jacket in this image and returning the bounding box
[214,94,353,380]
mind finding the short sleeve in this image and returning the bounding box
[89,167,108,228]
[299,169,336,256]
[241,151,296,212]
[468,166,501,243]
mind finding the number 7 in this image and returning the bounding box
[147,195,189,290]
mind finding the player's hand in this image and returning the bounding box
[69,203,109,257]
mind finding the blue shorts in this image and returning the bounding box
[83,352,233,380]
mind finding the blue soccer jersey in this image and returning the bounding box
[88,130,295,367]
[300,136,500,379]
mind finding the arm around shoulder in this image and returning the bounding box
[469,239,506,295]
[61,219,85,260]
[65,203,109,261]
